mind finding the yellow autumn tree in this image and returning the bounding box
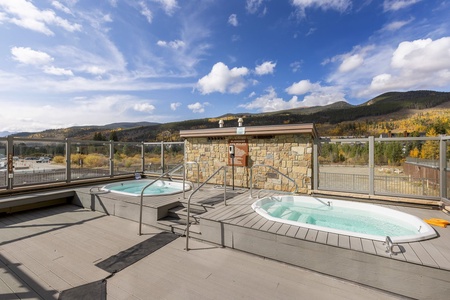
[409,147,420,158]
[420,128,439,160]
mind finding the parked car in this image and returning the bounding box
[36,157,51,163]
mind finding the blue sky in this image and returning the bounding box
[1,0,450,133]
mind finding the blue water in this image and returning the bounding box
[106,181,182,195]
[262,201,417,237]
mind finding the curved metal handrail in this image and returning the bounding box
[138,163,184,235]
[249,164,299,198]
[185,166,227,251]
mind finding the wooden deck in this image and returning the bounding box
[200,191,450,271]
[0,204,403,300]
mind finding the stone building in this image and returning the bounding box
[180,123,318,193]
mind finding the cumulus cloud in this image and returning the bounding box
[228,14,238,26]
[170,102,181,110]
[366,37,450,94]
[291,0,352,17]
[188,102,209,113]
[11,47,53,65]
[255,61,276,75]
[156,39,185,49]
[290,61,302,73]
[0,0,81,35]
[383,0,421,12]
[285,80,320,95]
[240,86,346,112]
[197,62,249,94]
[133,102,156,113]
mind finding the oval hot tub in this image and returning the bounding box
[102,179,190,196]
[251,195,437,243]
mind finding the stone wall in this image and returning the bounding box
[184,134,313,193]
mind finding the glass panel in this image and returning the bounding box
[144,143,162,174]
[318,140,369,193]
[163,142,184,175]
[12,140,66,186]
[375,139,439,197]
[113,142,142,175]
[0,140,7,189]
[70,141,110,180]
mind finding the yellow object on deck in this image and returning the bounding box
[424,218,450,228]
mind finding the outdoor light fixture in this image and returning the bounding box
[219,119,224,128]
[238,118,243,127]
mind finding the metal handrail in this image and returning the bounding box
[249,164,299,198]
[185,166,227,251]
[138,163,184,235]
[185,161,200,187]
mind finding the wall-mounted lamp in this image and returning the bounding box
[219,119,224,128]
[238,117,243,127]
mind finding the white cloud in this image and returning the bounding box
[382,19,413,31]
[170,102,182,110]
[156,39,185,49]
[228,14,238,27]
[291,0,352,17]
[285,80,320,95]
[290,61,302,73]
[339,54,364,72]
[255,61,276,75]
[197,62,249,94]
[51,1,72,15]
[0,0,81,35]
[365,37,450,95]
[43,66,74,76]
[155,0,178,15]
[11,47,53,65]
[246,0,264,14]
[139,1,153,23]
[188,102,209,113]
[133,102,156,113]
[383,0,421,12]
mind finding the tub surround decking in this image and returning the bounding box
[1,185,450,299]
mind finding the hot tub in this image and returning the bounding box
[102,179,190,196]
[251,195,437,243]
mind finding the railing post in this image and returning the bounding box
[141,142,145,173]
[66,139,71,183]
[224,167,227,206]
[313,141,319,191]
[439,137,447,199]
[160,141,165,175]
[109,140,114,177]
[6,136,13,190]
[369,136,375,195]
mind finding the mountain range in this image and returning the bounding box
[7,90,450,141]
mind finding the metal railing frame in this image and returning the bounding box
[185,166,228,251]
[315,136,449,200]
[138,163,185,235]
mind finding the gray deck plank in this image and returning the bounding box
[360,239,377,254]
[296,227,309,239]
[315,231,328,244]
[286,226,299,238]
[277,223,291,236]
[407,242,439,267]
[327,233,339,246]
[349,237,363,251]
[338,235,350,249]
[305,229,318,241]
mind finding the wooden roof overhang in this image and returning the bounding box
[180,123,318,140]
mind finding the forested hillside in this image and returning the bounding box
[11,90,450,141]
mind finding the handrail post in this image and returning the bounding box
[249,167,253,198]
[139,163,184,235]
[224,167,227,206]
[185,165,226,251]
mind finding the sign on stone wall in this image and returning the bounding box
[228,139,248,167]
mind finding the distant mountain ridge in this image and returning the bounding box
[9,90,450,141]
